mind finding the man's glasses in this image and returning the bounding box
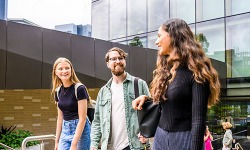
[109,57,124,62]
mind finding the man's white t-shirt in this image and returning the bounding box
[107,81,129,150]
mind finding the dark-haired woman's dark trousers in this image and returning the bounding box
[153,127,192,150]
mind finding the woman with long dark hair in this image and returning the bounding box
[133,18,221,150]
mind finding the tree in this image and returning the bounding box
[129,36,143,47]
[195,33,210,53]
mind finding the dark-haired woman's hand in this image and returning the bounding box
[132,95,148,110]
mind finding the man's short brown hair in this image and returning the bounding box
[105,47,128,62]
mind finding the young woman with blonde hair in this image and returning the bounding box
[51,57,90,150]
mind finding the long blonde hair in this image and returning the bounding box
[51,57,80,100]
[150,19,221,107]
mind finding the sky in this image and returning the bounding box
[7,0,91,29]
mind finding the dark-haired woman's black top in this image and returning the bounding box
[158,67,210,150]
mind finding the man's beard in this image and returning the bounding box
[111,63,125,76]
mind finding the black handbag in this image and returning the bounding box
[134,78,161,138]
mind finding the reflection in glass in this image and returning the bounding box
[92,0,109,40]
[127,35,147,48]
[226,0,250,16]
[127,0,146,36]
[189,24,195,35]
[170,0,195,24]
[226,14,250,77]
[147,32,158,50]
[148,0,169,31]
[111,38,127,45]
[196,19,225,62]
[196,0,224,22]
[110,0,126,40]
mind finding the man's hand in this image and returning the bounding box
[138,133,148,144]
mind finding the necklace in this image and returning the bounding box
[63,87,70,95]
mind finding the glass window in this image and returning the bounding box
[226,13,250,77]
[189,24,195,35]
[127,0,146,36]
[170,0,195,24]
[226,0,250,16]
[147,32,158,50]
[111,38,127,45]
[110,0,126,40]
[148,0,169,32]
[92,0,109,40]
[196,19,225,62]
[196,0,224,22]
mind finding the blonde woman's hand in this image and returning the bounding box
[132,95,148,110]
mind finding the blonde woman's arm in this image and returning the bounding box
[70,99,87,150]
[55,104,63,150]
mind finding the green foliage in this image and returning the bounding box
[0,129,39,149]
[195,33,210,53]
[0,125,16,139]
[129,36,143,47]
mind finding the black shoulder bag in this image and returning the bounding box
[134,78,161,138]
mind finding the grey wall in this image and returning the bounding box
[0,20,226,89]
[0,20,163,89]
[0,20,6,89]
[6,22,42,89]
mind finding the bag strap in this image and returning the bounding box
[134,77,139,98]
[74,83,83,100]
[74,83,92,123]
[55,85,61,100]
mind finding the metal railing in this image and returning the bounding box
[21,134,55,150]
[0,142,15,150]
[235,142,244,150]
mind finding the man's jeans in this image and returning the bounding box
[58,119,91,150]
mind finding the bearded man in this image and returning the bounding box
[90,47,150,150]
